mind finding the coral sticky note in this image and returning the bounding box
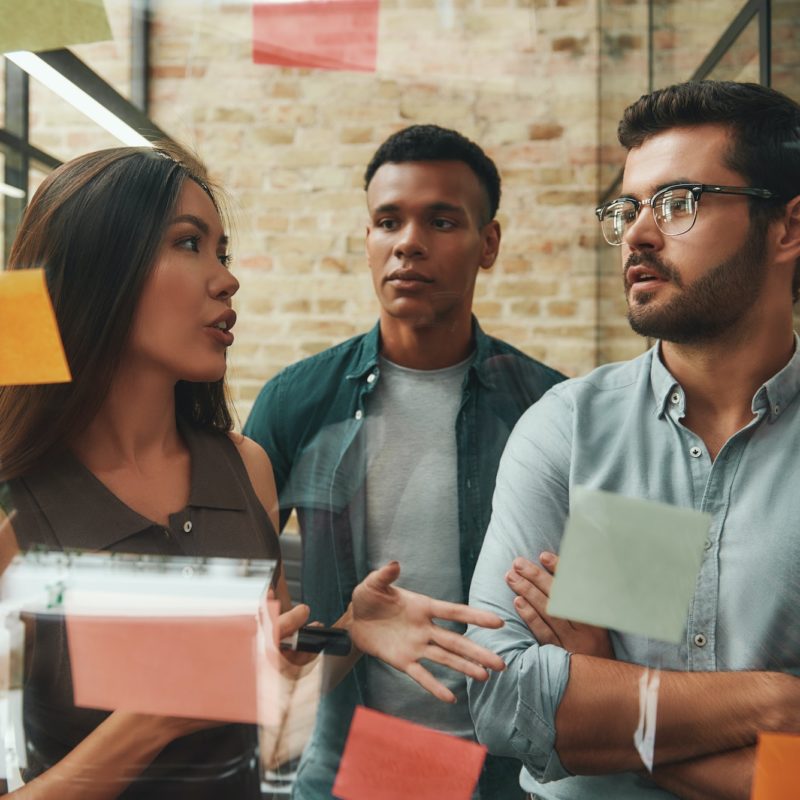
[253,0,378,73]
[0,270,71,387]
[333,706,486,800]
[751,732,800,800]
[0,0,112,55]
[67,613,260,723]
[66,599,282,724]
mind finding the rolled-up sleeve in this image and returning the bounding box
[467,387,574,783]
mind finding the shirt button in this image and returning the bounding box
[355,410,363,420]
[670,392,680,405]
[367,373,377,384]
[704,538,712,551]
[183,520,193,534]
[163,528,170,539]
[689,446,702,458]
[693,633,707,647]
[774,405,780,415]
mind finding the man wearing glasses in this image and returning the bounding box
[467,80,800,799]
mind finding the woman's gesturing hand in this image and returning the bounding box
[348,561,505,703]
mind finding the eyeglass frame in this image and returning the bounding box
[595,183,780,246]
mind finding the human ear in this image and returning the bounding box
[773,194,800,266]
[480,220,501,270]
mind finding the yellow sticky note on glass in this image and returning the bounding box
[752,732,800,800]
[548,487,710,643]
[0,0,112,55]
[0,270,71,386]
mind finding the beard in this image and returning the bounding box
[625,221,769,345]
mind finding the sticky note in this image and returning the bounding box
[67,613,260,722]
[333,706,486,800]
[0,0,112,55]
[0,270,71,386]
[548,487,710,643]
[66,599,282,724]
[752,732,800,800]
[253,0,378,73]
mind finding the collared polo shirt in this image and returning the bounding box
[2,422,280,799]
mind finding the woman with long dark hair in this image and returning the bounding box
[0,143,506,798]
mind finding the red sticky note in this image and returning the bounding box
[253,0,378,73]
[333,706,487,800]
[67,600,282,724]
[752,732,800,800]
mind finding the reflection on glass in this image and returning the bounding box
[772,0,800,103]
[598,0,649,193]
[706,15,759,83]
[652,0,750,85]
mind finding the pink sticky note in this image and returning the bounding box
[67,600,282,724]
[253,0,378,73]
[333,706,487,800]
[751,732,800,800]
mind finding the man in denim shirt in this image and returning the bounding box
[468,81,800,799]
[245,125,563,799]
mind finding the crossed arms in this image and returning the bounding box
[466,396,799,800]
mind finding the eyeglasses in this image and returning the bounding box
[595,183,779,246]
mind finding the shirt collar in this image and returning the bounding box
[346,316,493,386]
[26,422,246,550]
[180,422,248,511]
[650,334,800,422]
[345,321,381,380]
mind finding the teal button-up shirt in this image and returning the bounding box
[244,318,564,799]
[468,340,800,799]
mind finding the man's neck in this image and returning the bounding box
[378,313,475,370]
[660,315,795,458]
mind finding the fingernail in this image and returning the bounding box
[540,552,554,565]
[505,570,515,582]
[514,596,524,607]
[512,557,524,570]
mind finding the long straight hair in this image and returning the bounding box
[0,144,233,480]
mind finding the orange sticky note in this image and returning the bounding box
[752,732,800,800]
[253,0,378,73]
[333,706,487,800]
[0,270,71,386]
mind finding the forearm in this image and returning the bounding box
[556,656,797,773]
[647,746,754,800]
[11,712,176,799]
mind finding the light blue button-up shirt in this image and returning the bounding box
[467,341,800,799]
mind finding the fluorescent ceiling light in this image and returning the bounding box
[5,51,152,148]
[0,182,26,199]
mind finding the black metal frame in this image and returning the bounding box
[1,0,163,262]
[599,0,775,204]
[3,61,30,263]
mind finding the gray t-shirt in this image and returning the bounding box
[363,354,475,740]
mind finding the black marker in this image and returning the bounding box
[280,625,351,656]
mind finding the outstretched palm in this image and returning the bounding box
[349,561,506,703]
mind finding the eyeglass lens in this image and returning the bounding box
[601,188,697,245]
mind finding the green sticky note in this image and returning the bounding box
[548,487,710,644]
[0,0,112,55]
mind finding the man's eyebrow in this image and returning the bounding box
[371,202,466,214]
[170,213,228,246]
[622,179,695,198]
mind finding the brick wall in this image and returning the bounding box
[10,0,796,426]
[148,0,601,424]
